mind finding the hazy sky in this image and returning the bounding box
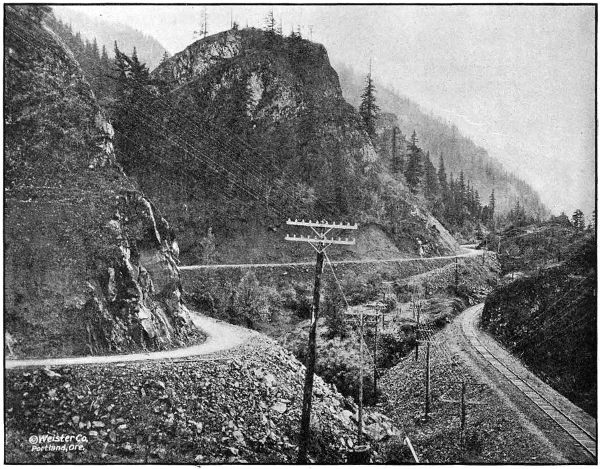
[56,4,596,217]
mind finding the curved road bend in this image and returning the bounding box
[451,304,597,463]
[6,248,482,370]
[5,313,258,370]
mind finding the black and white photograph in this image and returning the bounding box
[3,2,597,464]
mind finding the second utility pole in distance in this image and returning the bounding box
[285,218,358,464]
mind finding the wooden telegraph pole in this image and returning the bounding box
[454,256,459,294]
[358,306,365,446]
[414,293,421,361]
[440,380,487,444]
[285,219,358,464]
[373,315,379,396]
[364,301,384,397]
[425,341,431,418]
[344,305,377,463]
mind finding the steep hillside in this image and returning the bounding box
[5,335,400,463]
[122,28,459,264]
[336,62,548,218]
[4,6,200,358]
[481,235,596,414]
[52,6,168,69]
[485,220,591,275]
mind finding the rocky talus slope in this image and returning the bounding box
[4,5,200,358]
[6,335,400,463]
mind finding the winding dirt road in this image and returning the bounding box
[5,313,258,370]
[179,247,482,270]
[6,248,483,370]
[445,304,597,463]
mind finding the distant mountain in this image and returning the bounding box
[52,6,168,69]
[335,62,548,219]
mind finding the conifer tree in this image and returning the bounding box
[488,190,496,225]
[111,45,154,173]
[358,71,379,141]
[264,10,277,33]
[423,151,439,201]
[438,154,448,194]
[391,126,405,175]
[405,130,423,192]
[159,50,170,65]
[572,209,585,231]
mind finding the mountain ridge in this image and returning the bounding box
[52,6,168,69]
[335,61,549,219]
[123,27,460,264]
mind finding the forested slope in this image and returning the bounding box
[104,27,460,264]
[481,235,596,414]
[336,62,548,218]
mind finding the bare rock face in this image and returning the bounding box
[4,6,198,358]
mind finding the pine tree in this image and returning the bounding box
[264,10,277,33]
[438,154,448,194]
[111,45,154,173]
[194,7,208,39]
[159,50,170,65]
[405,130,423,192]
[391,126,405,175]
[358,71,379,140]
[423,151,439,202]
[572,209,585,231]
[101,44,109,62]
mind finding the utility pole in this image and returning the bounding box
[392,126,397,171]
[285,219,358,464]
[460,381,467,439]
[441,380,486,444]
[358,306,365,446]
[373,314,378,397]
[364,301,383,399]
[344,305,374,463]
[414,293,421,361]
[454,256,459,294]
[425,341,431,419]
[482,238,487,266]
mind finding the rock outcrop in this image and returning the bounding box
[143,28,459,264]
[4,6,199,358]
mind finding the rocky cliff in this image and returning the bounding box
[4,6,200,358]
[135,28,459,264]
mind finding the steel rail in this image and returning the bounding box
[461,305,597,459]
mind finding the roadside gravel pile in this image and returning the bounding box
[6,335,400,464]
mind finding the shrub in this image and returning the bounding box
[295,287,312,319]
[376,328,414,369]
[323,281,349,340]
[280,286,298,309]
[229,271,269,328]
[318,337,378,405]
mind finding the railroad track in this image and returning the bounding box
[461,305,597,460]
